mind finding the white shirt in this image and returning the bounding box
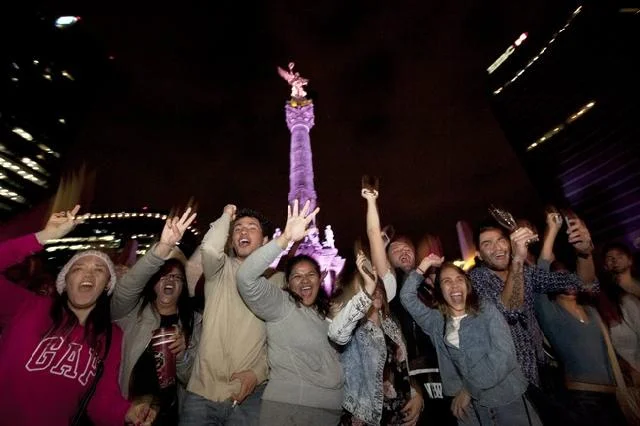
[446,314,468,348]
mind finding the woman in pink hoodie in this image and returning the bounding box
[0,206,156,426]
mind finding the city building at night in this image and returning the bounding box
[272,64,345,293]
[486,2,640,249]
[0,11,114,220]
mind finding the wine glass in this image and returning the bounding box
[488,205,539,245]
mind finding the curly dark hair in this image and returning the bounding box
[285,255,331,318]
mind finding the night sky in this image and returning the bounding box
[54,0,560,257]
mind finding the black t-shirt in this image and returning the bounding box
[390,269,442,398]
[129,314,179,425]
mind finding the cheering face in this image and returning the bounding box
[154,266,185,308]
[440,267,468,316]
[604,249,633,274]
[65,256,110,309]
[478,229,511,271]
[389,242,415,272]
[232,217,266,259]
[288,260,321,307]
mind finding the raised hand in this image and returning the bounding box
[545,208,563,234]
[160,207,197,247]
[279,200,319,246]
[356,251,377,296]
[361,188,379,201]
[417,253,445,275]
[154,207,197,258]
[224,204,237,221]
[567,218,593,255]
[510,227,537,262]
[36,205,83,244]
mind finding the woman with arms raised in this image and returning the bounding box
[112,207,200,425]
[0,206,155,425]
[329,251,423,425]
[236,200,344,426]
[400,254,541,425]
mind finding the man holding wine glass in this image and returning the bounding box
[469,210,597,391]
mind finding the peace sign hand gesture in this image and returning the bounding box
[36,205,84,244]
[160,207,197,247]
[154,207,197,257]
[278,200,320,248]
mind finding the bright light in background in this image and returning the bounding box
[61,70,75,81]
[55,16,81,28]
[487,32,529,74]
[527,100,596,152]
[514,32,528,47]
[12,127,33,141]
[492,5,583,93]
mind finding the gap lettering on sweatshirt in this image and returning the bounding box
[25,336,97,386]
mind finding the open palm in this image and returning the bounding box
[283,200,319,243]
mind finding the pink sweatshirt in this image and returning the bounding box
[0,234,130,426]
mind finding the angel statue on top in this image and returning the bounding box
[277,62,309,99]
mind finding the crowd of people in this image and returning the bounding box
[0,181,639,426]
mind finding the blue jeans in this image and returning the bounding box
[460,395,543,426]
[179,384,265,426]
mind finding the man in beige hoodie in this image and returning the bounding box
[181,204,280,425]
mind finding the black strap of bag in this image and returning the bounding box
[70,326,113,426]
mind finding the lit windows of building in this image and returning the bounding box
[43,210,201,269]
[0,11,115,220]
[487,1,640,247]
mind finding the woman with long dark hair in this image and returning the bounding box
[329,251,424,425]
[400,255,542,425]
[0,206,155,425]
[112,207,200,425]
[236,200,344,426]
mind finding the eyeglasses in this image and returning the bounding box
[160,273,185,283]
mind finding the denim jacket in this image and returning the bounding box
[329,289,410,425]
[400,271,527,408]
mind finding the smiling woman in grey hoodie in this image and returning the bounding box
[236,200,344,426]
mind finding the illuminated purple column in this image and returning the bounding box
[286,102,318,217]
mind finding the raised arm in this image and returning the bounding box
[567,217,596,288]
[112,208,197,320]
[0,235,42,326]
[400,255,446,336]
[328,252,376,345]
[538,210,563,270]
[185,249,203,297]
[500,227,537,310]
[2,206,82,325]
[236,240,290,321]
[201,205,235,279]
[361,186,396,300]
[237,200,319,322]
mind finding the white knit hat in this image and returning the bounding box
[56,250,118,296]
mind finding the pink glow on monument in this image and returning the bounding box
[286,103,318,218]
[274,63,345,294]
